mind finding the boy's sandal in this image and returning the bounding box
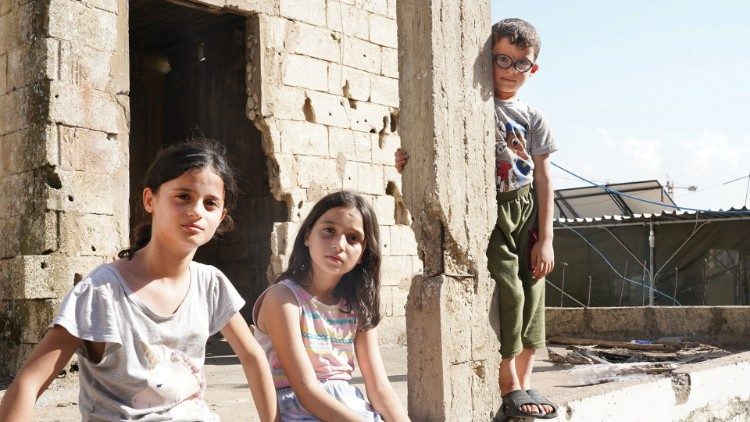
[526,389,559,419]
[501,389,544,419]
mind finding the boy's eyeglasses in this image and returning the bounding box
[493,54,534,73]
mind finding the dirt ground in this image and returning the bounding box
[0,340,409,421]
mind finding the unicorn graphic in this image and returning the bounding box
[131,342,204,412]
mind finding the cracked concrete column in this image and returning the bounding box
[397,1,501,420]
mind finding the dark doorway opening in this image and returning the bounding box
[129,0,286,319]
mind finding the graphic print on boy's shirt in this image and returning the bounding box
[496,117,534,192]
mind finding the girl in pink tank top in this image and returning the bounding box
[253,191,410,421]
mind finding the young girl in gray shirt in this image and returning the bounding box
[0,140,277,421]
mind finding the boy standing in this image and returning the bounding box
[395,18,558,419]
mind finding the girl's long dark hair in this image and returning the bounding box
[118,139,238,259]
[275,190,382,330]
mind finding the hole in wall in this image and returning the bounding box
[303,96,316,122]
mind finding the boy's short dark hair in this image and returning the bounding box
[492,18,541,60]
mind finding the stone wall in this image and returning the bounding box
[0,0,418,377]
[0,0,130,377]
[245,0,419,345]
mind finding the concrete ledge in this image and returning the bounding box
[547,307,750,349]
[551,352,750,422]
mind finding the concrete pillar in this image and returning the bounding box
[397,1,501,420]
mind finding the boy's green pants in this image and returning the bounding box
[487,184,546,358]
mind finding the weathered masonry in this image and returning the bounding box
[0,0,419,378]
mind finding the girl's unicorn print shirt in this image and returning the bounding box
[253,279,358,388]
[51,262,244,421]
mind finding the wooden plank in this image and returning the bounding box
[548,337,677,352]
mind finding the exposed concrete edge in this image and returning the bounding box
[556,352,750,421]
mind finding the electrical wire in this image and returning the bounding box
[551,162,750,215]
[557,221,682,305]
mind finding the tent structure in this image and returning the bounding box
[547,182,750,307]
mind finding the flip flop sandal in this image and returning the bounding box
[526,389,559,419]
[501,389,544,419]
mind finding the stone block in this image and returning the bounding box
[380,255,413,286]
[280,0,326,27]
[370,74,399,107]
[377,314,405,346]
[389,224,418,256]
[326,1,369,40]
[588,307,647,340]
[0,343,35,380]
[0,299,61,353]
[0,169,53,217]
[48,0,118,52]
[267,86,309,122]
[378,224,391,255]
[305,90,351,128]
[0,82,47,136]
[360,0,388,15]
[46,169,117,214]
[356,163,383,195]
[295,156,342,190]
[327,63,370,101]
[354,131,373,162]
[342,159,357,191]
[226,0,279,15]
[58,41,114,91]
[349,100,390,133]
[279,120,328,157]
[0,210,57,258]
[286,21,340,63]
[372,132,400,165]
[386,0,396,19]
[59,125,122,172]
[49,80,120,133]
[82,0,119,13]
[368,13,397,48]
[270,221,300,255]
[373,194,396,225]
[391,283,408,317]
[380,285,393,316]
[0,1,45,55]
[282,54,328,92]
[0,125,56,175]
[328,126,357,161]
[0,255,104,300]
[5,37,58,91]
[58,212,124,255]
[342,36,381,74]
[381,46,398,78]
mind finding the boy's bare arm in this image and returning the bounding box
[531,153,555,280]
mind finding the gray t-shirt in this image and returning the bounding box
[51,261,244,421]
[495,98,557,192]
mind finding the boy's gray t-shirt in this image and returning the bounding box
[51,261,245,421]
[494,97,557,192]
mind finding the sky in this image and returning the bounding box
[490,1,750,211]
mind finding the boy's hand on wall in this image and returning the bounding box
[530,239,554,281]
[394,148,409,173]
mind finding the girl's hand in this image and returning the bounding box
[530,239,554,281]
[394,148,409,173]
